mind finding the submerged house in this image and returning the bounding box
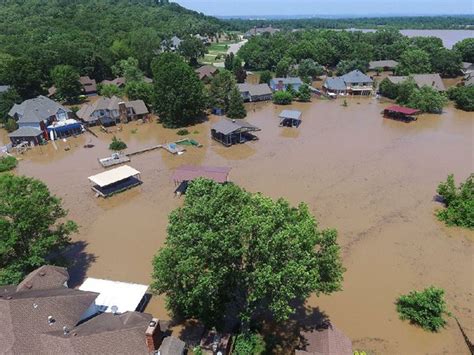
[270,77,303,92]
[238,83,273,102]
[211,118,260,147]
[279,110,302,127]
[323,69,373,95]
[369,60,399,71]
[0,265,181,355]
[386,73,446,92]
[76,96,149,126]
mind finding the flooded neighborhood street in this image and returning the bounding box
[9,97,473,354]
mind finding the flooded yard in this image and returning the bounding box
[10,97,473,354]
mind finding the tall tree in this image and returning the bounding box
[179,37,208,66]
[152,53,206,127]
[151,179,344,328]
[396,48,431,75]
[0,174,77,285]
[227,86,246,119]
[51,65,82,102]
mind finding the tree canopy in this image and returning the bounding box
[0,174,77,285]
[152,52,206,127]
[151,179,344,328]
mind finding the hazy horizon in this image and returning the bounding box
[173,0,474,17]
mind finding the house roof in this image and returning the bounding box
[369,60,399,70]
[172,165,231,183]
[196,65,219,80]
[212,118,260,135]
[341,69,373,84]
[158,335,186,355]
[324,77,347,91]
[16,265,69,292]
[270,77,304,86]
[279,110,302,120]
[387,74,446,91]
[78,278,148,314]
[39,312,153,355]
[8,96,71,124]
[8,126,43,138]
[88,165,140,188]
[238,83,273,97]
[0,286,98,354]
[299,325,352,355]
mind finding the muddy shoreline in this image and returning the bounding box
[8,97,473,354]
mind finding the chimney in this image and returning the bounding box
[145,318,162,352]
[118,102,128,124]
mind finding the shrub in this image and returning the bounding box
[177,129,189,136]
[273,91,293,105]
[396,286,449,332]
[233,333,265,355]
[109,136,127,151]
[0,156,17,172]
[436,174,473,229]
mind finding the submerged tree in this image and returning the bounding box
[0,174,77,285]
[152,179,344,328]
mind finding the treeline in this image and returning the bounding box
[238,29,470,78]
[0,0,225,98]
[226,15,474,31]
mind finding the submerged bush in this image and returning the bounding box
[0,156,17,172]
[109,136,127,151]
[436,174,474,229]
[396,286,449,332]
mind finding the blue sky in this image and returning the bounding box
[173,0,473,17]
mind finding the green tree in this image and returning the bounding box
[0,174,77,285]
[152,53,206,127]
[297,84,312,102]
[273,91,293,105]
[396,286,449,332]
[0,88,21,124]
[124,81,153,104]
[151,179,344,328]
[227,86,246,119]
[209,69,237,112]
[98,83,122,98]
[407,86,447,113]
[396,48,431,75]
[179,36,208,66]
[453,38,474,63]
[378,78,399,99]
[436,174,473,229]
[447,85,474,112]
[51,65,82,102]
[112,57,144,83]
[259,70,272,84]
[431,48,462,78]
[109,136,127,151]
[298,59,324,83]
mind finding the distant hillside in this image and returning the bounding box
[0,0,226,80]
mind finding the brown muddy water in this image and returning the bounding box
[7,97,474,354]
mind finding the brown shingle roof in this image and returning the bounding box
[16,265,69,292]
[39,312,153,354]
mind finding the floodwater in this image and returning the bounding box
[346,29,474,48]
[10,97,474,354]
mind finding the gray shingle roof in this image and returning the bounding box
[238,83,272,97]
[8,96,71,124]
[324,77,347,91]
[158,335,185,355]
[341,70,373,84]
[279,110,302,120]
[369,60,399,70]
[212,119,259,135]
[8,126,43,138]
